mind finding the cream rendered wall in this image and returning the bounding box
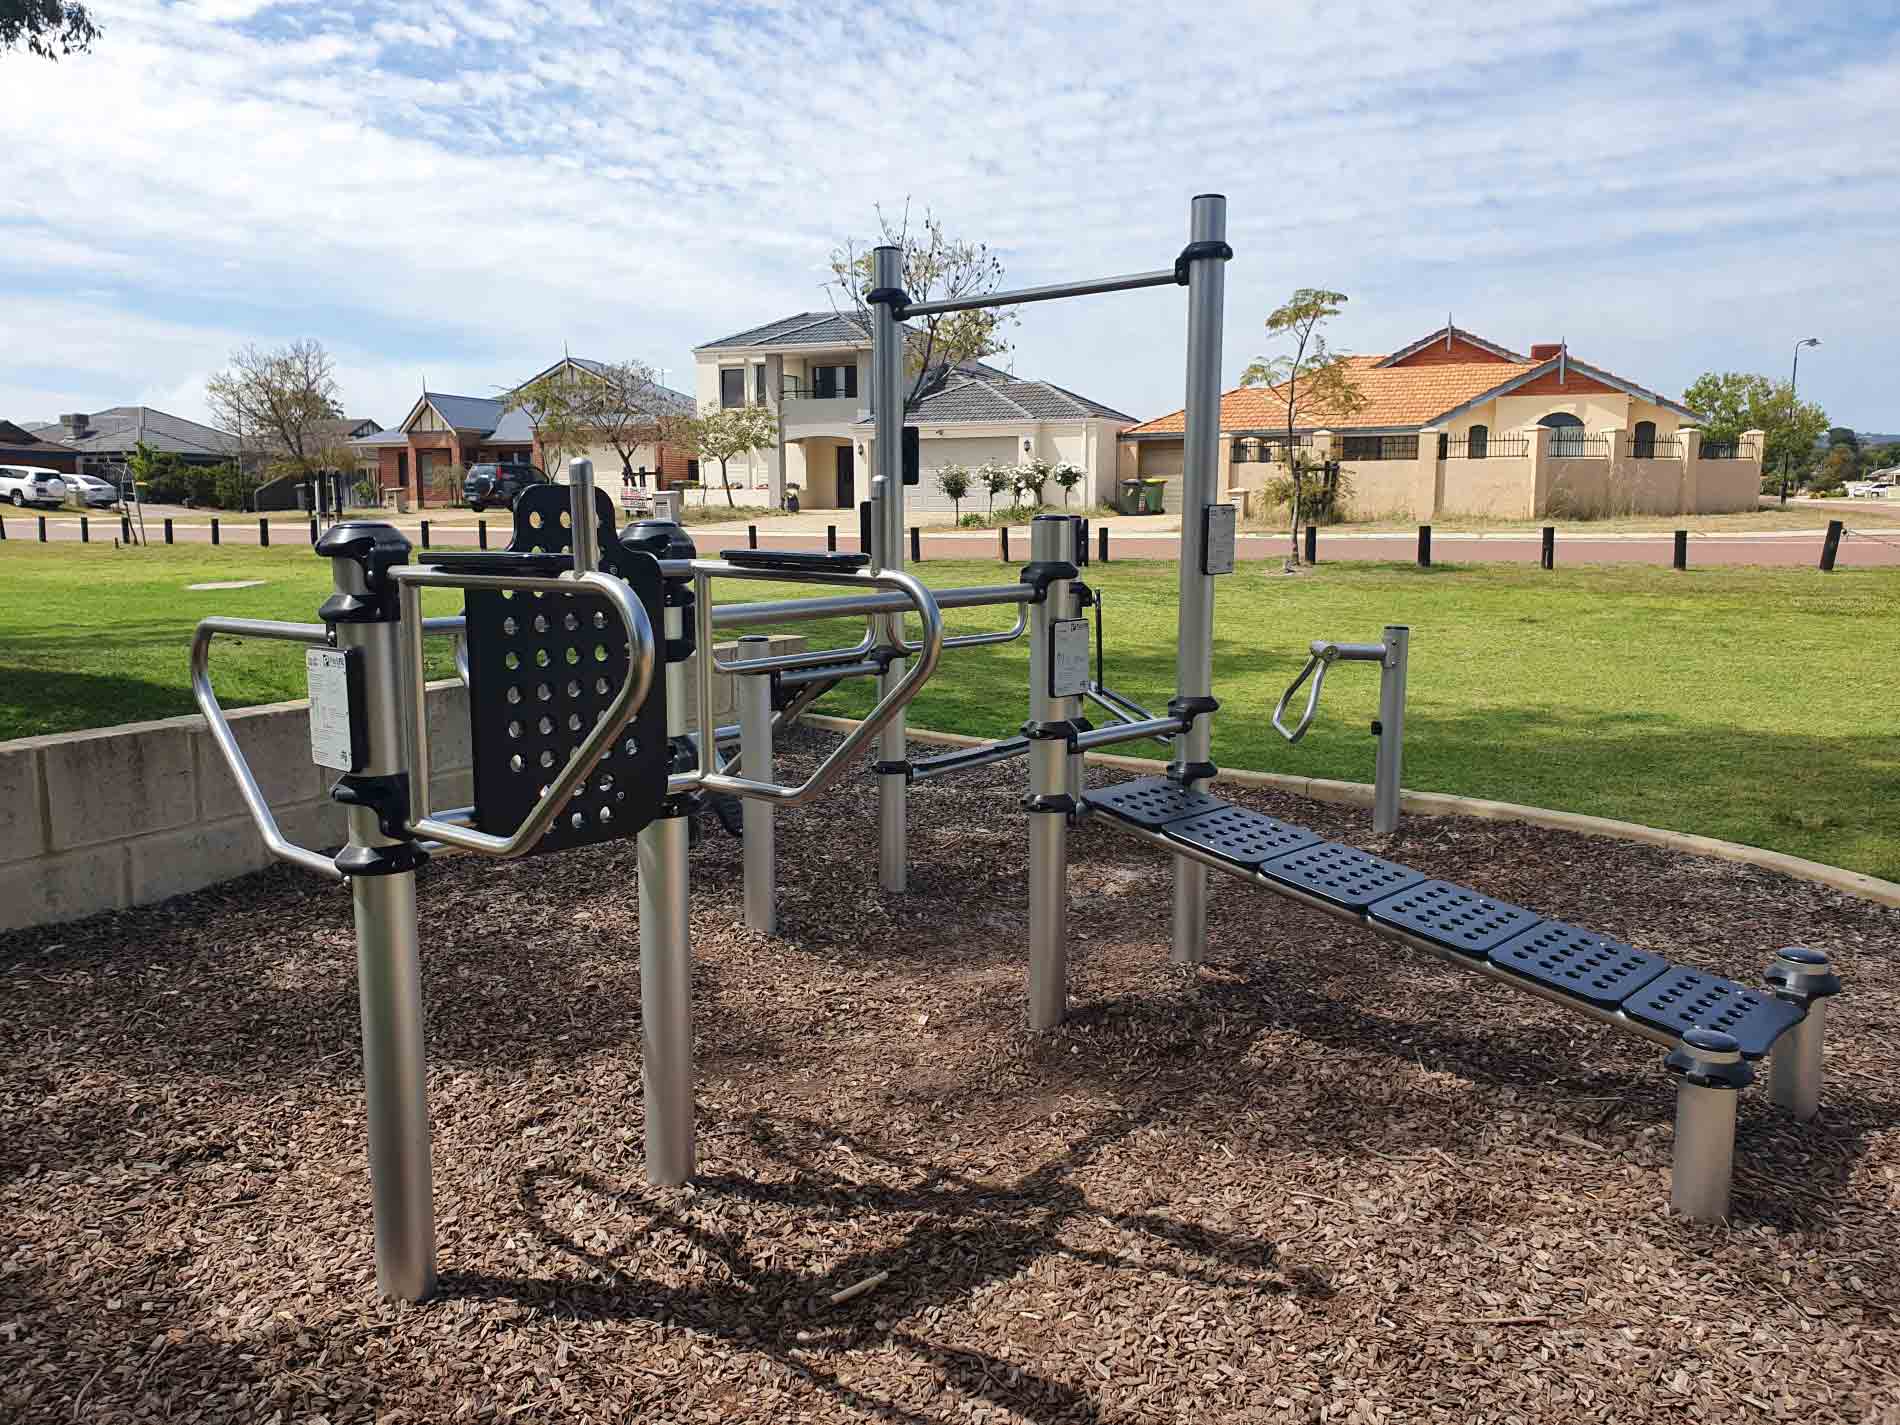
[1439,455,1538,519]
[1493,390,1633,433]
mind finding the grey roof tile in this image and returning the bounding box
[696,311,872,350]
[426,392,508,430]
[27,406,235,457]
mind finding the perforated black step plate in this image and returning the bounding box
[1620,967,1805,1059]
[1489,920,1671,1009]
[1256,840,1428,912]
[1083,776,1226,829]
[1366,879,1542,957]
[1163,804,1320,868]
[465,485,669,855]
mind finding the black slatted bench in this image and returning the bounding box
[1081,775,1843,1220]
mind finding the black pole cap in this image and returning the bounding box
[1665,1027,1754,1090]
[316,521,411,623]
[621,518,696,563]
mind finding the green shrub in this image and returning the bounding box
[214,464,263,511]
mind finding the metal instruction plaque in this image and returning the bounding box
[306,647,366,773]
[1203,504,1237,575]
[1050,618,1090,698]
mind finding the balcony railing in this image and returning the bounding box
[1442,434,1530,459]
[781,380,859,403]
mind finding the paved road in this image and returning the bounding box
[10,510,1899,568]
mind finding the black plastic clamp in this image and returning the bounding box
[866,286,910,316]
[1664,1027,1755,1090]
[1071,580,1096,610]
[1764,946,1842,1005]
[1022,792,1079,816]
[333,840,428,877]
[1022,717,1088,746]
[1174,239,1234,285]
[330,771,415,843]
[315,522,412,624]
[1018,557,1079,599]
[872,759,914,781]
[1170,760,1219,785]
[1167,694,1220,729]
[1370,718,1383,736]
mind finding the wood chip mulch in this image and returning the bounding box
[3,728,1897,1423]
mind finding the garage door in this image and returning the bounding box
[1138,442,1185,513]
[912,436,1017,515]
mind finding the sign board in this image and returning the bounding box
[1050,618,1090,699]
[1202,503,1237,575]
[306,647,367,773]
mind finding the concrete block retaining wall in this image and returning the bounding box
[0,636,807,932]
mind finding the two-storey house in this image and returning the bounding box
[693,312,1135,511]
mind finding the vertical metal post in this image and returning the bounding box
[321,527,436,1302]
[164,518,173,545]
[870,243,909,894]
[1373,625,1409,835]
[1673,529,1688,570]
[1170,193,1227,967]
[748,523,758,549]
[1820,520,1843,571]
[418,519,429,551]
[1027,516,1075,1028]
[568,458,600,574]
[1303,522,1317,564]
[1541,525,1554,570]
[1098,525,1109,562]
[1664,1028,1749,1223]
[638,811,695,1185]
[478,519,488,550]
[738,634,776,934]
[1416,524,1431,567]
[122,514,133,542]
[258,517,268,548]
[38,515,47,541]
[80,516,89,543]
[827,524,837,552]
[999,526,1010,563]
[308,516,318,545]
[1765,946,1840,1121]
[910,525,922,561]
[211,517,219,546]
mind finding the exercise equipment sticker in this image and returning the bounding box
[306,648,362,772]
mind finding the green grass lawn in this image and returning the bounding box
[3,541,1896,879]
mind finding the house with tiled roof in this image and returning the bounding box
[1121,327,1765,519]
[26,407,236,477]
[351,357,696,507]
[694,313,1135,510]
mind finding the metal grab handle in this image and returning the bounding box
[391,566,657,858]
[190,616,346,881]
[676,560,945,806]
[1272,646,1335,744]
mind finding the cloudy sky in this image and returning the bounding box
[5,0,1897,433]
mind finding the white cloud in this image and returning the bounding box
[2,0,1896,427]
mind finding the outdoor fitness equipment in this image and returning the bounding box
[191,196,1840,1303]
[1271,627,1409,833]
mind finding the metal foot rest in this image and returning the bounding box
[1256,840,1428,912]
[1083,776,1226,828]
[1621,967,1804,1060]
[1165,804,1320,868]
[1366,879,1542,957]
[1488,920,1670,1009]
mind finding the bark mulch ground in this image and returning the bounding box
[3,729,1897,1423]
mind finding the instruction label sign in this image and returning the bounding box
[306,647,365,772]
[1050,618,1090,699]
[1203,504,1237,575]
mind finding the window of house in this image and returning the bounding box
[1468,424,1488,458]
[755,365,766,404]
[719,368,745,409]
[1539,411,1585,456]
[810,364,859,400]
[1632,420,1657,458]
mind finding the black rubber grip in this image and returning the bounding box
[718,549,870,572]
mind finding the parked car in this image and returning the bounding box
[61,473,120,508]
[0,465,72,508]
[462,461,549,511]
[1845,478,1893,499]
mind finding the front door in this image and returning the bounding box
[836,444,855,507]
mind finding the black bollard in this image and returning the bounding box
[1541,525,1554,570]
[1820,520,1844,572]
[1673,530,1688,570]
[1417,524,1431,568]
[826,524,837,552]
[258,517,269,548]
[211,517,220,546]
[748,524,758,549]
[81,516,89,544]
[1303,523,1317,564]
[420,520,430,550]
[1000,526,1010,562]
[1098,525,1109,562]
[910,525,921,561]
[164,518,174,545]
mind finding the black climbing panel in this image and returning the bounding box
[1083,776,1225,829]
[1367,879,1541,958]
[464,484,669,854]
[1620,967,1805,1059]
[1256,840,1427,913]
[1164,804,1320,869]
[1488,920,1670,1009]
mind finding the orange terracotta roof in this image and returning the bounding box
[1124,354,1536,436]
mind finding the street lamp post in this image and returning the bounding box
[1785,337,1820,502]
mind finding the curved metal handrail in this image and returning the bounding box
[672,560,945,806]
[190,616,345,881]
[390,567,657,858]
[1272,645,1335,744]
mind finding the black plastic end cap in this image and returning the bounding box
[622,519,696,563]
[314,521,412,578]
[333,841,427,877]
[1665,1028,1754,1090]
[1170,760,1218,785]
[1023,792,1080,815]
[872,759,913,781]
[1765,946,1843,1002]
[865,285,909,315]
[1167,694,1220,724]
[1018,558,1079,597]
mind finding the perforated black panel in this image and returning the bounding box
[465,485,668,854]
[1164,804,1319,868]
[1083,776,1225,829]
[1621,967,1805,1059]
[1256,840,1427,912]
[1489,920,1670,1008]
[1367,879,1542,957]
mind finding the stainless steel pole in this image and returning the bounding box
[737,634,776,934]
[1170,193,1228,966]
[1665,1028,1748,1223]
[1765,946,1839,1121]
[638,811,695,1185]
[324,533,436,1303]
[568,457,600,574]
[1373,624,1409,835]
[1026,515,1076,1029]
[871,244,909,893]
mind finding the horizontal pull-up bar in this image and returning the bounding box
[900,267,1179,318]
